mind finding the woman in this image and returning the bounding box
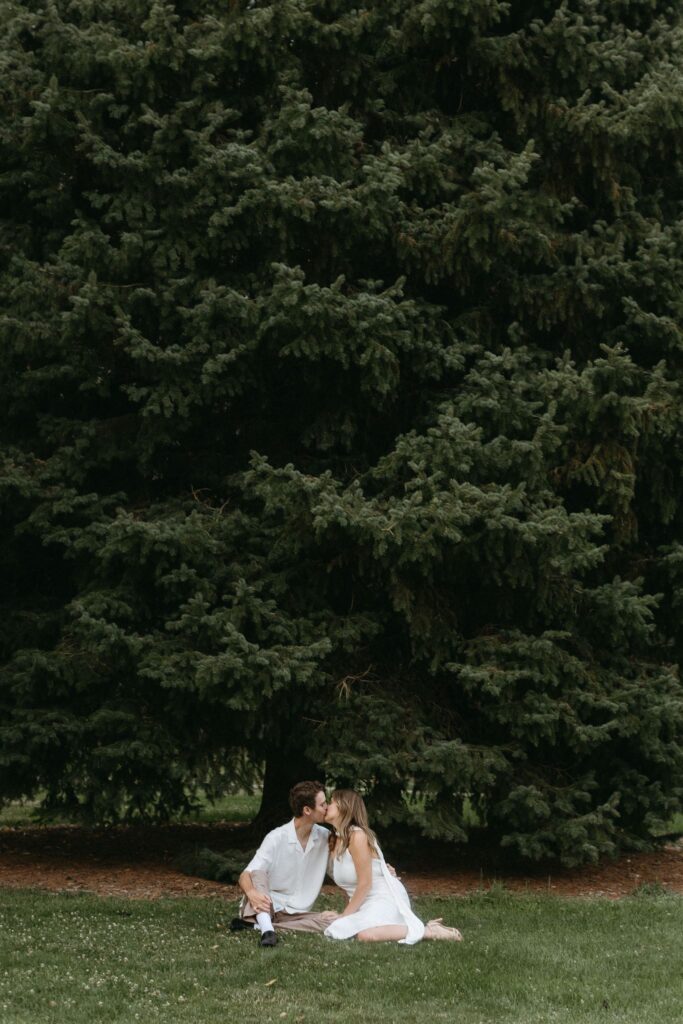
[323,789,462,944]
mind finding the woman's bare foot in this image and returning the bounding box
[425,917,463,941]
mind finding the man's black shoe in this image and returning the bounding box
[259,930,277,947]
[229,917,252,932]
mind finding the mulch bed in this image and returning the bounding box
[1,822,682,901]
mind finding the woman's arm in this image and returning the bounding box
[339,831,374,917]
[325,849,349,905]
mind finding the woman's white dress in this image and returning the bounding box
[323,842,425,945]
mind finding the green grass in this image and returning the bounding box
[0,798,54,827]
[3,795,682,835]
[1,889,682,1023]
[664,812,683,836]
[0,791,261,828]
[181,791,261,823]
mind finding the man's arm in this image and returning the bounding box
[238,870,273,914]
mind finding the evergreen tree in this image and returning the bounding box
[1,0,682,863]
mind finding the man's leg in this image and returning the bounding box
[271,910,339,934]
[239,869,271,922]
[237,870,278,945]
[238,871,337,938]
[237,870,338,940]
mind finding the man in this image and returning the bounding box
[233,780,337,947]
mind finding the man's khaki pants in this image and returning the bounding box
[240,869,337,933]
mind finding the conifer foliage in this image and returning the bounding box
[1,0,683,863]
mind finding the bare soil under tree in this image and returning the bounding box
[1,823,682,901]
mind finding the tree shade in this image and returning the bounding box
[1,0,683,864]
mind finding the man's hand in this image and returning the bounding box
[386,862,398,877]
[247,889,273,914]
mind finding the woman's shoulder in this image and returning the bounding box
[348,826,371,847]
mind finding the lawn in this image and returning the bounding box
[1,889,682,1024]
[0,791,262,828]
[2,795,682,836]
[664,811,683,836]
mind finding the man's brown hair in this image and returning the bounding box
[289,780,324,817]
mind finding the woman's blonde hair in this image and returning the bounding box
[329,789,379,859]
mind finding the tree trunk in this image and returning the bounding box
[249,749,325,838]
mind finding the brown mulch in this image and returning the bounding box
[1,822,682,901]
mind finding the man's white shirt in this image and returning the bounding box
[245,820,330,913]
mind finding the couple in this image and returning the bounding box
[234,780,462,946]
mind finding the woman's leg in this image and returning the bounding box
[356,925,409,942]
[424,918,463,941]
[357,920,462,942]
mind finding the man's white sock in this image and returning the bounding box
[256,912,274,934]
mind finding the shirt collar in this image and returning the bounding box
[287,820,322,845]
